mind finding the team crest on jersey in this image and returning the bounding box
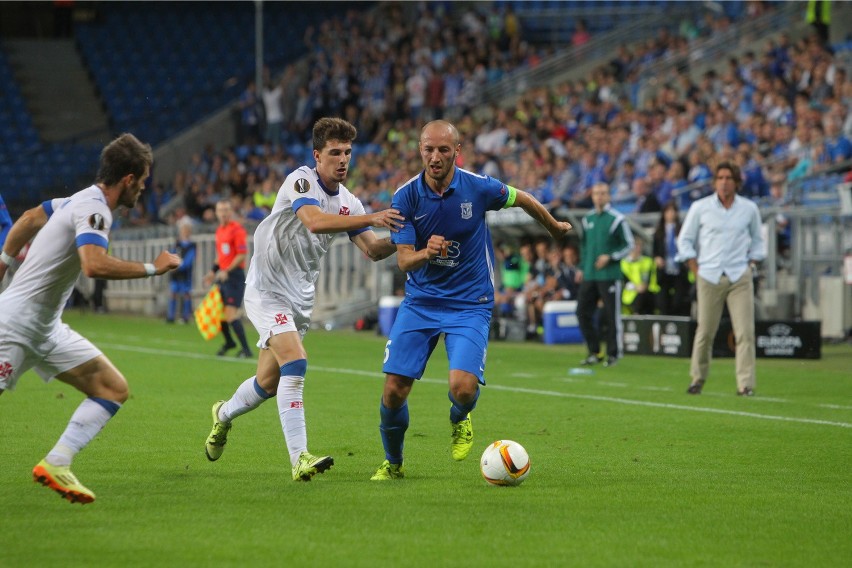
[339,206,350,216]
[460,202,472,219]
[89,213,106,230]
[0,361,13,380]
[294,178,311,193]
[275,313,288,325]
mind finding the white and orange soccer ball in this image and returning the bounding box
[480,440,530,486]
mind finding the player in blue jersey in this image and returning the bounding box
[371,120,573,480]
[166,219,196,324]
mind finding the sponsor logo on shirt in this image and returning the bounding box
[431,240,460,267]
[295,178,311,193]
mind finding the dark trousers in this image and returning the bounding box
[655,270,692,316]
[577,279,623,358]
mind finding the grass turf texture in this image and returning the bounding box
[1,311,849,567]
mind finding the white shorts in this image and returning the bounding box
[244,287,311,349]
[0,323,102,391]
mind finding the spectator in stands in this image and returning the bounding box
[576,183,634,367]
[203,199,253,359]
[237,80,261,145]
[678,162,765,397]
[805,0,831,47]
[166,219,196,325]
[823,117,852,164]
[572,18,591,47]
[523,237,551,338]
[612,159,638,204]
[534,243,580,328]
[632,177,661,214]
[653,201,691,317]
[767,174,792,270]
[494,241,528,318]
[262,69,285,147]
[620,236,658,315]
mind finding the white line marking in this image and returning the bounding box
[819,404,852,410]
[97,342,852,429]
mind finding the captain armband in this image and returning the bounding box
[503,185,518,208]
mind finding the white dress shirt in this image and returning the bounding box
[676,193,766,284]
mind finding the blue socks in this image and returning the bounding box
[379,400,409,464]
[449,388,479,423]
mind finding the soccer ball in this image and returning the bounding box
[480,440,530,486]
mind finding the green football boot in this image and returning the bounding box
[292,452,334,481]
[370,460,405,481]
[451,415,474,461]
[205,400,231,461]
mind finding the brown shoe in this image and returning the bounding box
[737,387,755,397]
[686,381,704,395]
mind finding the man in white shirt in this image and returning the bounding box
[204,118,403,481]
[677,161,766,396]
[0,133,181,504]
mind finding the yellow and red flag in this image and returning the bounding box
[194,286,223,340]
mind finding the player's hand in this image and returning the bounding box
[548,221,573,240]
[424,234,447,260]
[594,254,610,269]
[370,208,405,232]
[203,272,214,287]
[215,269,229,282]
[153,250,182,275]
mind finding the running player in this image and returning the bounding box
[371,120,572,480]
[204,117,403,481]
[0,133,181,503]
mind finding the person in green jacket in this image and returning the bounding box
[576,183,634,366]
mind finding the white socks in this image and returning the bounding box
[277,374,306,467]
[46,398,120,467]
[220,376,270,422]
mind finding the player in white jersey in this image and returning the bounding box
[0,133,181,504]
[204,117,403,481]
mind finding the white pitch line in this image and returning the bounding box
[98,342,852,429]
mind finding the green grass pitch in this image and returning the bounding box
[1,311,850,567]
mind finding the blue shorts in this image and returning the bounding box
[382,301,491,384]
[219,268,246,308]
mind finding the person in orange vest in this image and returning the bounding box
[204,199,253,358]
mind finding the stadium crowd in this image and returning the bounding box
[108,1,849,335]
[120,1,850,233]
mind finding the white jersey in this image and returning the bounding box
[0,185,112,338]
[245,165,368,311]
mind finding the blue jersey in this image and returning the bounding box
[0,193,12,248]
[391,168,511,308]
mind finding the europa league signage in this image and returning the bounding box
[623,317,821,359]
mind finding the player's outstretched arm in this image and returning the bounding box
[512,190,572,241]
[0,204,49,279]
[79,245,181,280]
[296,205,404,235]
[351,231,397,262]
